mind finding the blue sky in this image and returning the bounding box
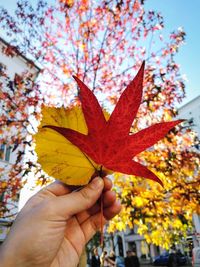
[146,0,200,106]
[0,0,199,107]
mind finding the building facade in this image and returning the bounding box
[178,95,200,138]
[0,37,40,243]
[177,96,200,249]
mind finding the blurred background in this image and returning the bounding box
[0,0,199,266]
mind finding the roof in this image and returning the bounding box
[0,36,41,72]
[178,95,200,111]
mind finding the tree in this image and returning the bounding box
[1,0,199,248]
[0,61,42,218]
[109,123,200,249]
[0,0,185,108]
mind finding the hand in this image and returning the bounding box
[0,177,121,267]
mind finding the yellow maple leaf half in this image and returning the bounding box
[34,106,108,185]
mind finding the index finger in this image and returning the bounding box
[42,180,72,196]
[42,176,112,197]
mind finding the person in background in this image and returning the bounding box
[115,255,125,267]
[168,249,177,267]
[100,250,109,267]
[125,251,140,267]
[107,251,116,267]
[91,247,101,267]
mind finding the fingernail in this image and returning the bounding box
[91,177,103,189]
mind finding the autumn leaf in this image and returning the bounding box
[34,106,105,185]
[35,62,182,186]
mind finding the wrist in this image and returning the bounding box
[0,238,26,267]
[0,242,15,267]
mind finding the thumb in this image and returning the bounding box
[55,177,104,217]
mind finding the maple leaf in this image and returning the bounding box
[39,62,182,186]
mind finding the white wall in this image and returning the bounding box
[0,41,39,78]
[178,96,200,247]
[178,95,200,137]
[0,38,40,223]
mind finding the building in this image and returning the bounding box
[178,95,200,137]
[0,37,40,244]
[177,96,200,249]
[0,37,40,79]
[0,36,40,166]
[113,228,163,262]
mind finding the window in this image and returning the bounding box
[117,235,124,257]
[5,146,11,161]
[0,144,11,162]
[0,144,5,159]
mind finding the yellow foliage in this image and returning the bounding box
[173,219,183,229]
[108,206,133,232]
[34,106,103,185]
[132,196,148,207]
[137,224,148,235]
[1,181,7,189]
[110,152,199,249]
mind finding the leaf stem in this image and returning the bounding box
[100,193,104,248]
[98,165,104,248]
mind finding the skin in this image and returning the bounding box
[0,177,121,267]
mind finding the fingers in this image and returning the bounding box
[76,188,120,224]
[41,176,111,198]
[80,213,107,244]
[86,190,116,217]
[80,201,121,243]
[103,200,121,220]
[55,177,104,217]
[39,176,120,222]
[103,190,116,207]
[40,180,71,196]
[23,180,72,210]
[103,177,112,191]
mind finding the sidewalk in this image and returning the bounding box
[140,265,192,267]
[140,266,192,267]
[139,260,192,267]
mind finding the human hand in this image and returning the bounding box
[0,177,121,267]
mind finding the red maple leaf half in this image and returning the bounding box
[45,62,182,186]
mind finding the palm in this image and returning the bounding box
[29,190,100,267]
[51,214,89,267]
[1,178,121,267]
